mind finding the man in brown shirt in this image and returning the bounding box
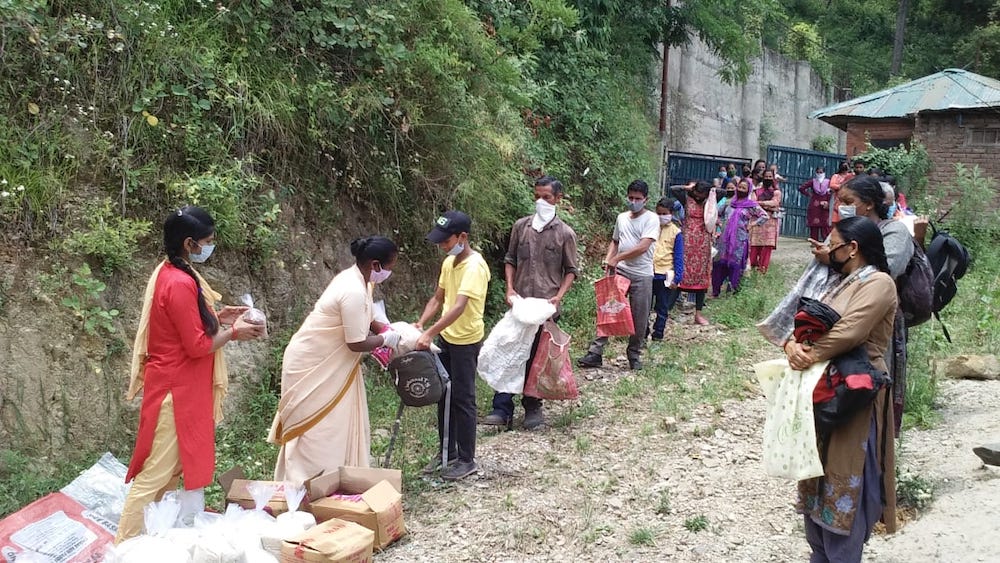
[483,176,578,430]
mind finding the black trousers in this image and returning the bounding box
[437,338,481,463]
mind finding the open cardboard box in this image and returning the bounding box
[279,518,373,563]
[219,466,299,515]
[305,467,405,550]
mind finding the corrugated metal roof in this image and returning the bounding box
[809,69,1000,128]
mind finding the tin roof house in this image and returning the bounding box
[809,68,1000,188]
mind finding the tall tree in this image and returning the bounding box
[890,0,911,76]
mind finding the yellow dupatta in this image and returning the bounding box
[127,260,230,422]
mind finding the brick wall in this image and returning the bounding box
[845,119,915,157]
[913,112,1000,190]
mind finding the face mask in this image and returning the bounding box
[370,264,392,284]
[763,179,774,187]
[627,200,645,213]
[828,243,850,273]
[189,242,215,263]
[447,242,465,256]
[535,198,556,223]
[838,205,856,219]
[887,203,898,217]
[726,190,736,199]
[815,173,826,181]
[659,214,673,225]
[719,172,727,178]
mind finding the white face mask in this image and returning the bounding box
[534,198,556,224]
[815,173,826,181]
[659,214,673,225]
[189,242,215,263]
[370,264,392,284]
[838,205,856,219]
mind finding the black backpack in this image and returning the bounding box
[896,239,934,328]
[924,224,970,342]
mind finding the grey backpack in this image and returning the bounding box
[383,351,451,469]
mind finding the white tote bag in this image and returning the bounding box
[754,358,828,481]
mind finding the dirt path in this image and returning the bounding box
[381,240,1000,562]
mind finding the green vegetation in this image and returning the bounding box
[683,514,709,532]
[60,264,120,337]
[773,0,1000,93]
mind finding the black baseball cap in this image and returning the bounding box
[426,210,472,243]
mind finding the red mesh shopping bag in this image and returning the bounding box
[595,274,634,337]
[524,321,578,400]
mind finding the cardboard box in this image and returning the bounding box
[220,467,292,515]
[0,492,115,563]
[306,467,405,550]
[279,518,373,563]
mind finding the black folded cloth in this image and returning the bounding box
[793,297,841,344]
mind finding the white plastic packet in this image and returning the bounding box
[174,488,205,527]
[241,293,268,337]
[246,482,278,512]
[143,493,181,536]
[373,300,390,324]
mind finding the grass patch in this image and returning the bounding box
[628,526,657,546]
[683,514,709,532]
[654,490,672,515]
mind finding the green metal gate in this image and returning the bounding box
[767,145,847,238]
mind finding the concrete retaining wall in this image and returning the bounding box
[656,38,846,159]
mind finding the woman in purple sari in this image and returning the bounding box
[713,179,768,296]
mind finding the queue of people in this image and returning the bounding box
[116,160,916,562]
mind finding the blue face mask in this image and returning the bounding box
[189,242,215,263]
[447,242,465,256]
[887,203,898,217]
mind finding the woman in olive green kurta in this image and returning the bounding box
[783,217,897,562]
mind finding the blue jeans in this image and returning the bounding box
[652,274,681,337]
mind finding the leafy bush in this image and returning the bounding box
[938,164,1000,257]
[62,199,151,274]
[60,264,120,337]
[855,141,931,202]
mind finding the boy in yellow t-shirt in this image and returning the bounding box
[416,210,491,481]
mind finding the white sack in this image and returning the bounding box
[478,297,556,394]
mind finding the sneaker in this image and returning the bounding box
[629,358,643,371]
[523,408,545,430]
[482,411,511,427]
[421,455,457,475]
[577,352,603,368]
[442,459,478,481]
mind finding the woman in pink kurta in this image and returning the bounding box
[670,181,717,325]
[749,169,782,274]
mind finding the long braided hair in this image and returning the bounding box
[163,206,219,336]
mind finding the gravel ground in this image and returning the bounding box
[377,240,1000,562]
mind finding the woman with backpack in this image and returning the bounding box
[821,175,913,436]
[783,216,898,561]
[270,236,403,483]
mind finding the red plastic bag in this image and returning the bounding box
[524,321,579,400]
[595,274,634,337]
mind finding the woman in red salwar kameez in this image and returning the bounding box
[116,206,264,544]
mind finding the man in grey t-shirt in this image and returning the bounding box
[578,179,660,370]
